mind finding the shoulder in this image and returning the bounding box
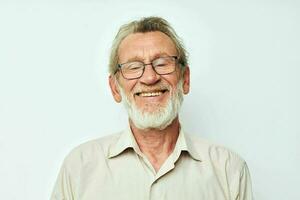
[185,133,246,171]
[62,132,122,169]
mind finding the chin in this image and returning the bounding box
[136,104,166,114]
[127,98,179,130]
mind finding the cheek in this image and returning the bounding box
[165,77,181,91]
[120,80,137,97]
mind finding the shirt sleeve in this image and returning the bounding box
[237,163,253,200]
[50,164,75,200]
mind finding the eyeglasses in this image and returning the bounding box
[117,56,178,80]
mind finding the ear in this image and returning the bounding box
[109,75,122,103]
[182,66,190,94]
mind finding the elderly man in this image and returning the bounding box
[51,17,253,200]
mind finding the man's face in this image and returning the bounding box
[109,31,190,129]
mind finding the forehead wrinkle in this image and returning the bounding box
[118,32,177,63]
[122,50,173,64]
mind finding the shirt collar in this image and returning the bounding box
[174,127,202,161]
[107,125,202,161]
[107,126,140,158]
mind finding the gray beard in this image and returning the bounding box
[118,79,184,130]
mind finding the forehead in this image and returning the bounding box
[118,31,177,62]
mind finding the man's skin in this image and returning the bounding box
[109,31,190,172]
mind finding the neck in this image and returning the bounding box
[129,117,180,172]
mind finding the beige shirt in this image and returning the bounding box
[51,127,253,200]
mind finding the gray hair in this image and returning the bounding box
[108,16,188,76]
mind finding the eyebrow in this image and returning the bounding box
[122,52,172,64]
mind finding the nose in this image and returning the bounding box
[139,64,161,85]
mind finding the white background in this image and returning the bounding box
[0,0,299,199]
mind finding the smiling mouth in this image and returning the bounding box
[135,89,168,97]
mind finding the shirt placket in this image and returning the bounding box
[138,149,182,200]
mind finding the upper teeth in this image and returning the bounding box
[140,92,162,97]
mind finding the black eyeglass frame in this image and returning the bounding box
[115,56,179,80]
